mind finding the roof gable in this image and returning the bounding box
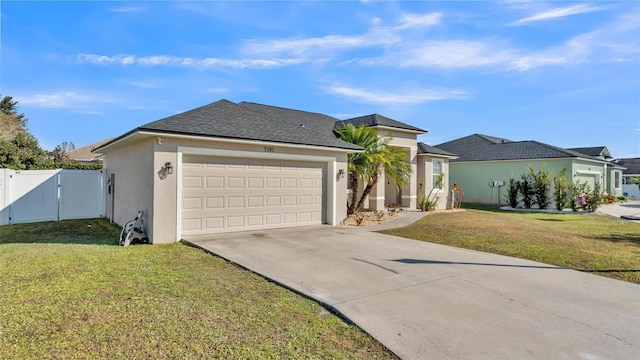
[336,114,426,133]
[136,99,361,150]
[67,138,113,161]
[417,142,457,157]
[567,146,612,159]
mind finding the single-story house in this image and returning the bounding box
[94,100,454,244]
[435,134,625,205]
[615,158,640,200]
[66,138,113,164]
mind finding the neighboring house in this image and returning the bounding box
[66,138,113,164]
[94,99,453,244]
[616,158,640,200]
[436,134,624,205]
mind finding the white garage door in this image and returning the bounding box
[181,155,325,236]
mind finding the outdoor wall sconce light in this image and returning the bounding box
[338,169,345,178]
[164,162,173,174]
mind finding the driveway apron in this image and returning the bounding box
[186,224,640,360]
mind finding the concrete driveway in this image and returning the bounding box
[186,222,640,360]
[597,201,640,220]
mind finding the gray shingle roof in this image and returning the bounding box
[417,142,457,157]
[336,114,426,133]
[68,138,113,161]
[616,158,640,174]
[436,134,603,162]
[567,146,612,159]
[238,101,338,135]
[138,99,362,150]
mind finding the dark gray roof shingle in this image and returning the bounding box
[417,142,457,157]
[138,99,361,150]
[436,134,602,162]
[616,158,640,174]
[238,102,339,135]
[567,146,612,159]
[336,114,426,133]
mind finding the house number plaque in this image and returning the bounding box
[264,146,275,153]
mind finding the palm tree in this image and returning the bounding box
[335,123,411,215]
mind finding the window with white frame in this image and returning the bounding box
[614,171,621,189]
[432,159,443,189]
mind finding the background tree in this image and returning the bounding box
[0,95,100,170]
[0,95,28,141]
[628,176,640,192]
[335,124,411,215]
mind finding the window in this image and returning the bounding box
[614,171,621,189]
[432,160,443,189]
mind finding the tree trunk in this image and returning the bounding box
[347,177,359,215]
[355,173,378,212]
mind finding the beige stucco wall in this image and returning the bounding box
[105,134,350,244]
[417,155,450,210]
[103,137,155,240]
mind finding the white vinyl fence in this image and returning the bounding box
[0,169,106,225]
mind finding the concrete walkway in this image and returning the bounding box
[186,220,640,359]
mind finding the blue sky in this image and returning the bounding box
[2,1,639,158]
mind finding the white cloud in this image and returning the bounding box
[511,4,602,25]
[396,40,515,69]
[328,84,467,105]
[76,53,306,69]
[395,12,442,30]
[108,6,146,13]
[244,32,399,56]
[16,91,116,109]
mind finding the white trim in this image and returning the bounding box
[175,146,339,240]
[371,125,426,135]
[452,157,607,165]
[401,195,418,199]
[179,146,336,162]
[575,170,602,184]
[98,130,360,154]
[417,153,458,160]
[369,196,385,200]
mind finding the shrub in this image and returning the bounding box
[585,182,603,212]
[520,172,535,209]
[616,195,628,202]
[569,180,590,212]
[506,176,520,208]
[603,194,616,204]
[552,168,569,211]
[529,165,552,210]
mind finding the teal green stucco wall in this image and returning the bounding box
[449,159,610,205]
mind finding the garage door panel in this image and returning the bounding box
[206,217,224,230]
[206,197,224,209]
[182,155,325,236]
[206,177,224,188]
[183,176,202,188]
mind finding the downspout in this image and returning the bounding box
[603,161,607,194]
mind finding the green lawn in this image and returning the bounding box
[381,205,640,284]
[0,219,396,359]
